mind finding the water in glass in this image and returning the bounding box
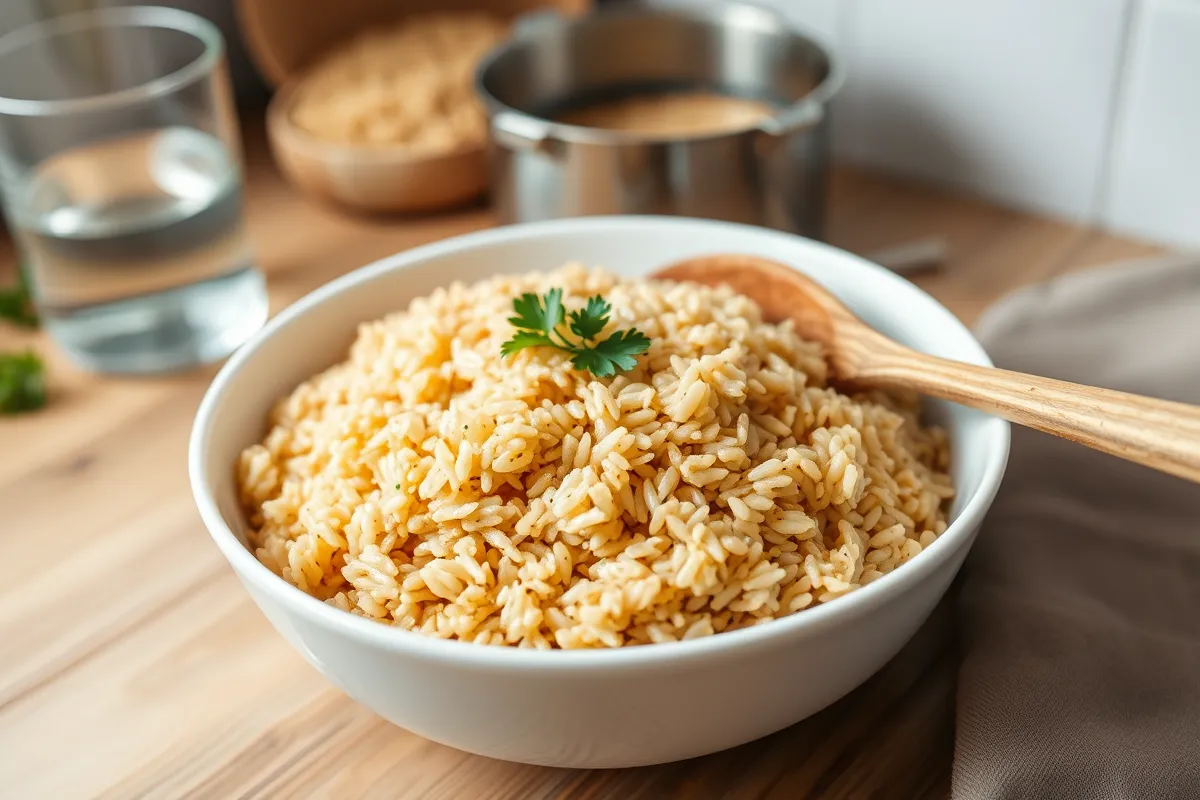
[7,126,266,372]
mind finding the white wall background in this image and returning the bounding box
[759,0,1200,248]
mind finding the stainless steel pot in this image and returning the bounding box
[476,0,841,238]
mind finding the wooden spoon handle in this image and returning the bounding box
[848,333,1200,483]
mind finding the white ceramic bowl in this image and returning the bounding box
[189,217,1009,768]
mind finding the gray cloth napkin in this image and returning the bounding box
[953,255,1200,799]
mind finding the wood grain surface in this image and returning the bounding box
[0,122,1162,800]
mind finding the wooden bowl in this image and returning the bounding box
[236,0,587,215]
[265,82,489,214]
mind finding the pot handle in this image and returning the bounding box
[491,111,560,157]
[758,100,826,137]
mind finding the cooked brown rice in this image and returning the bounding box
[288,13,504,152]
[237,265,954,648]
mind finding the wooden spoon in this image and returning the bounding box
[653,254,1200,483]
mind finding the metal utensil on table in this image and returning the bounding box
[476,0,842,239]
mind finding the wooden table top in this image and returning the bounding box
[0,124,1161,800]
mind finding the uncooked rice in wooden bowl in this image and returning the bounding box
[237,264,953,649]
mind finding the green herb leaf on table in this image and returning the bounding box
[0,264,37,329]
[501,289,651,378]
[0,350,46,415]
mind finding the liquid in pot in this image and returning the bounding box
[554,91,777,136]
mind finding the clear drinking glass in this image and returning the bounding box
[0,6,267,373]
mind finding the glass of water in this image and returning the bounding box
[0,6,266,373]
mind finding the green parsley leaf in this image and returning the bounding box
[0,350,46,414]
[500,330,553,357]
[0,264,38,329]
[501,289,650,378]
[572,328,651,378]
[542,288,564,333]
[568,295,610,342]
[508,288,565,339]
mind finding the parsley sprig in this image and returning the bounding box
[0,263,38,328]
[0,264,46,415]
[500,289,650,378]
[0,350,45,415]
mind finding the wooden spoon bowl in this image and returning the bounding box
[654,254,1200,484]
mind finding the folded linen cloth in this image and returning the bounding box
[953,254,1200,799]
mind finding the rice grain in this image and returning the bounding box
[238,265,954,648]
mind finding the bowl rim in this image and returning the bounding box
[189,216,1009,672]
